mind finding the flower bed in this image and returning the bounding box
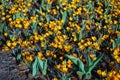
[0,0,120,79]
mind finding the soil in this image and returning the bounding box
[0,51,28,80]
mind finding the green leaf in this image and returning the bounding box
[66,55,85,73]
[71,47,75,53]
[2,0,6,5]
[64,78,71,80]
[117,36,120,42]
[32,57,38,76]
[45,14,50,22]
[26,0,30,2]
[43,40,47,50]
[61,73,71,80]
[41,0,45,5]
[73,16,78,21]
[78,21,86,41]
[9,34,16,40]
[17,54,21,61]
[89,14,94,19]
[87,54,104,74]
[23,30,31,37]
[105,0,112,7]
[0,23,4,33]
[87,2,93,11]
[68,9,72,15]
[87,56,92,67]
[49,15,57,20]
[31,21,38,33]
[62,29,66,34]
[27,62,31,68]
[104,8,110,14]
[34,0,38,2]
[59,2,62,8]
[62,11,67,25]
[46,4,51,10]
[112,41,116,48]
[13,13,22,20]
[77,71,84,80]
[97,34,103,44]
[38,58,47,76]
[34,44,40,51]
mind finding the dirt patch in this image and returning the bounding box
[0,52,27,80]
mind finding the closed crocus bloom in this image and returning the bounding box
[90,54,96,60]
[91,36,97,41]
[62,67,68,73]
[101,71,107,77]
[85,25,90,31]
[30,55,34,62]
[93,42,100,50]
[38,51,43,59]
[117,58,120,63]
[4,33,8,37]
[12,42,17,47]
[52,77,58,80]
[6,41,11,47]
[113,77,119,80]
[55,64,61,69]
[64,45,72,52]
[61,64,68,73]
[97,69,102,75]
